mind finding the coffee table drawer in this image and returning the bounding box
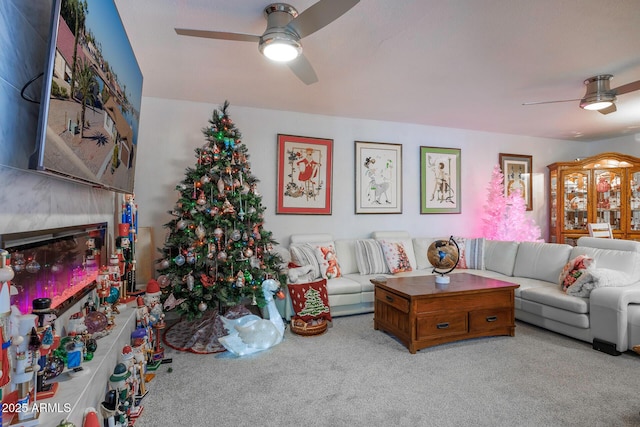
[417,312,467,339]
[376,288,409,313]
[469,307,512,333]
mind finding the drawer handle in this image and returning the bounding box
[436,322,450,329]
[486,316,498,322]
[386,295,394,302]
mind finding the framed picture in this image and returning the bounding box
[277,134,333,215]
[420,146,461,214]
[355,141,403,214]
[499,153,533,211]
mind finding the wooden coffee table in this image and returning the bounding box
[372,273,519,353]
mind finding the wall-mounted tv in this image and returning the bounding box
[31,0,143,194]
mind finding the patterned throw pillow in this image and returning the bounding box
[355,239,390,275]
[453,236,468,269]
[559,255,594,291]
[306,242,342,279]
[289,244,321,280]
[379,240,413,274]
[287,279,332,322]
[456,237,485,270]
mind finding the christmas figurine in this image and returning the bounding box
[32,297,61,398]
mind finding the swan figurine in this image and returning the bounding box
[218,278,285,356]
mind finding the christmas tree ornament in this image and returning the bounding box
[186,249,196,264]
[244,248,254,258]
[158,259,170,270]
[197,192,207,206]
[198,302,207,312]
[195,223,206,240]
[230,229,241,242]
[185,273,195,291]
[176,219,187,230]
[174,254,186,266]
[200,175,211,184]
[217,251,227,262]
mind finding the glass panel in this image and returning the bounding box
[631,170,640,231]
[550,171,557,229]
[594,169,621,231]
[563,171,588,231]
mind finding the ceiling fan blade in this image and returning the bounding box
[598,104,617,115]
[288,0,360,39]
[175,28,260,43]
[612,80,640,95]
[288,54,318,85]
[522,98,581,106]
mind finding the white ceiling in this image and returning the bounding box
[115,0,640,142]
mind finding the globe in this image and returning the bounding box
[427,237,460,284]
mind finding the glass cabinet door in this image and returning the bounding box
[550,170,557,239]
[630,169,640,232]
[594,169,622,231]
[563,171,588,232]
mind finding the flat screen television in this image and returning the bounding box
[31,0,143,194]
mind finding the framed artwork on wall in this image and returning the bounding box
[499,153,533,211]
[277,134,333,215]
[420,146,461,214]
[354,141,402,214]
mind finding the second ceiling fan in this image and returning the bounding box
[175,0,360,85]
[523,74,640,114]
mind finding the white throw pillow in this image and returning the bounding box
[355,239,390,275]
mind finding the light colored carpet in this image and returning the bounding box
[134,315,640,427]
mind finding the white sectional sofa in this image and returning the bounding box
[282,231,640,354]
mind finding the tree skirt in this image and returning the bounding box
[162,305,252,354]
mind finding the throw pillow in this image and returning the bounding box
[464,237,485,270]
[355,239,390,275]
[453,236,468,269]
[287,279,332,322]
[379,240,413,274]
[559,255,594,291]
[306,242,342,279]
[289,244,321,280]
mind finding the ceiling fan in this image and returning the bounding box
[522,74,640,115]
[175,0,360,85]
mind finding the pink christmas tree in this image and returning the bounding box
[482,164,541,241]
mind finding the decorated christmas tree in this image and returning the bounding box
[157,101,286,320]
[482,164,541,242]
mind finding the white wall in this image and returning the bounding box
[592,134,640,156]
[135,97,589,250]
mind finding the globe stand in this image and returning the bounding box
[435,275,450,285]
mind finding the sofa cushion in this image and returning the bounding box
[287,279,332,322]
[412,238,437,270]
[577,236,640,253]
[484,240,519,276]
[519,286,589,314]
[379,240,413,273]
[372,231,418,270]
[324,277,362,295]
[335,239,358,275]
[513,242,572,284]
[355,239,390,275]
[289,244,321,279]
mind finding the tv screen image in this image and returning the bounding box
[32,0,143,193]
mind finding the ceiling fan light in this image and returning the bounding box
[259,36,301,62]
[581,100,614,111]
